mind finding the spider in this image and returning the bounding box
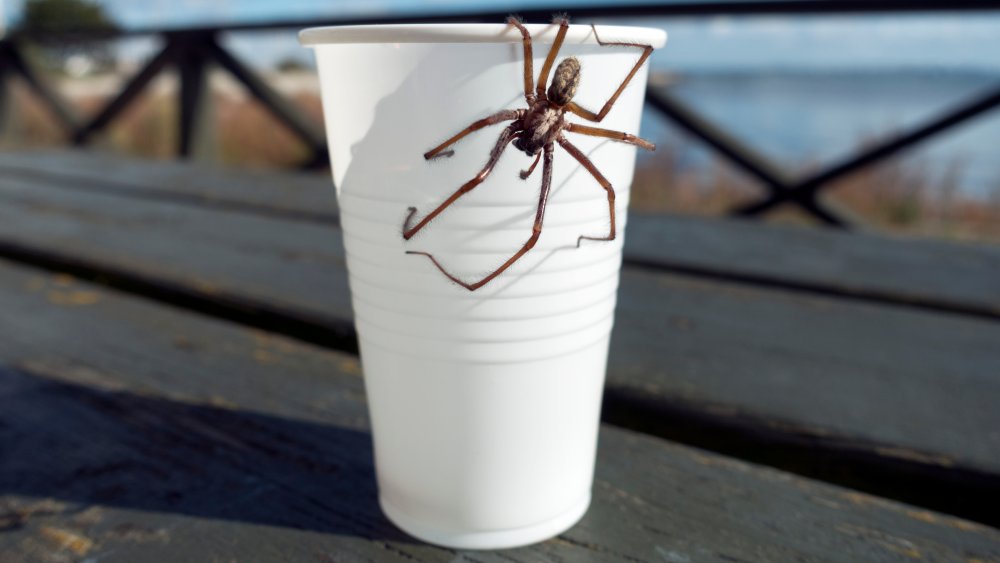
[402,15,656,291]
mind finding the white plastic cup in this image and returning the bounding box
[300,23,666,549]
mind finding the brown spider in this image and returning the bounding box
[403,16,656,291]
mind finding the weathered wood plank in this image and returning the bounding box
[1,149,998,316]
[612,268,1000,470]
[0,262,997,562]
[625,211,1000,319]
[0,149,339,223]
[0,173,354,324]
[605,268,1000,524]
[0,170,998,492]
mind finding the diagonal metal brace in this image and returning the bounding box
[202,36,328,167]
[73,40,178,145]
[733,82,1000,219]
[0,39,79,135]
[645,87,850,226]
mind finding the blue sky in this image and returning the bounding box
[2,0,999,71]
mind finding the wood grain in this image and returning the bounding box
[1,149,997,316]
[0,262,997,562]
[0,149,339,224]
[0,165,997,489]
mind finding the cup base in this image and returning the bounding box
[379,494,591,550]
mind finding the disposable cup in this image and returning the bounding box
[300,22,666,549]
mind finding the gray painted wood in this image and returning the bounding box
[0,263,997,562]
[625,210,1000,318]
[0,169,998,483]
[0,172,355,323]
[0,149,340,222]
[608,269,1000,470]
[0,149,998,316]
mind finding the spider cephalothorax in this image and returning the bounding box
[403,16,656,291]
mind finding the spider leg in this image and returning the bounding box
[408,144,555,291]
[424,109,525,160]
[565,122,655,151]
[557,136,616,247]
[520,152,541,179]
[564,24,653,123]
[405,124,519,239]
[535,15,570,100]
[507,16,536,104]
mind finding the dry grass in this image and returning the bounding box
[4,80,1000,242]
[0,79,318,166]
[631,137,1000,242]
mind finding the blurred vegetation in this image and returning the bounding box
[275,57,311,73]
[13,0,120,74]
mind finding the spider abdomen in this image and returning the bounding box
[547,57,581,106]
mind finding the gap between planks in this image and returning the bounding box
[0,238,998,530]
[0,159,997,323]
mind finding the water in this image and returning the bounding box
[635,71,1000,200]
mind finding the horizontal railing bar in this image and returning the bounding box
[8,1,1000,41]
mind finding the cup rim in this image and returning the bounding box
[298,23,667,48]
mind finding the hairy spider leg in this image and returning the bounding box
[507,16,536,104]
[408,144,555,291]
[520,152,541,179]
[404,124,520,239]
[423,109,525,160]
[565,122,655,151]
[565,25,653,123]
[557,136,616,247]
[535,16,570,100]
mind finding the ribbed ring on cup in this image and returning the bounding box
[344,247,624,300]
[351,286,618,341]
[356,314,615,363]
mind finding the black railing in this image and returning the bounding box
[1,0,999,226]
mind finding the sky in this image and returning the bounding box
[1,0,999,72]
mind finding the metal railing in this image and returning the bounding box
[1,0,999,226]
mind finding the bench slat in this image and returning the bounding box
[0,169,997,482]
[0,263,997,562]
[626,211,1000,319]
[2,149,998,315]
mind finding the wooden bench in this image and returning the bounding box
[0,149,998,561]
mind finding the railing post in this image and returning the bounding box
[174,32,215,161]
[0,41,11,140]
